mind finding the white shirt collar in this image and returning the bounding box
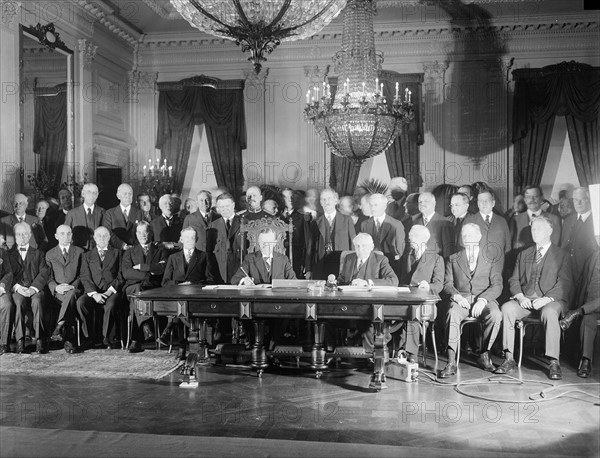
[120,205,131,213]
[536,241,552,258]
[18,244,30,251]
[527,209,542,219]
[480,211,493,220]
[63,209,69,215]
[325,211,336,221]
[374,215,386,225]
[83,203,95,213]
[578,210,592,222]
[60,244,70,251]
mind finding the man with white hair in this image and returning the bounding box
[150,194,183,252]
[413,192,453,258]
[440,223,503,378]
[239,186,268,221]
[103,183,143,251]
[306,188,356,280]
[65,183,104,250]
[0,193,46,250]
[361,193,405,274]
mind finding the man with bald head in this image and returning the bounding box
[0,193,46,250]
[239,186,268,221]
[77,226,124,349]
[65,183,104,250]
[103,183,143,251]
[412,192,453,258]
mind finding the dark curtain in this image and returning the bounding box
[156,78,247,201]
[379,71,424,193]
[512,62,600,191]
[34,83,67,191]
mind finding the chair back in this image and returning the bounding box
[240,216,293,265]
[339,249,383,274]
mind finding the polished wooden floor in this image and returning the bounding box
[0,347,598,457]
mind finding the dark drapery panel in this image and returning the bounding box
[156,77,246,200]
[328,155,361,196]
[34,83,67,192]
[379,71,424,193]
[512,62,600,191]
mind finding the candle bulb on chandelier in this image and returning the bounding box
[395,82,399,100]
[150,165,154,176]
[306,90,310,104]
[362,81,366,96]
[168,166,172,178]
[408,90,412,103]
[375,78,379,93]
[143,165,146,177]
[404,87,409,102]
[327,84,331,99]
[380,83,384,95]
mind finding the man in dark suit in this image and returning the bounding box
[206,193,243,284]
[361,193,405,275]
[183,190,220,253]
[8,222,50,353]
[386,177,408,222]
[150,194,183,252]
[0,193,47,250]
[157,227,213,359]
[122,221,168,352]
[440,223,503,378]
[281,189,310,279]
[77,226,123,349]
[306,188,356,280]
[465,190,511,266]
[238,186,268,221]
[136,193,155,223]
[35,200,52,252]
[510,185,561,252]
[560,248,599,378]
[447,192,472,254]
[561,186,596,284]
[103,183,143,251]
[0,250,14,354]
[46,189,73,250]
[412,192,453,258]
[64,183,104,250]
[397,225,445,361]
[46,224,84,353]
[495,216,571,380]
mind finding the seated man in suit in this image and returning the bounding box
[183,190,220,253]
[0,193,46,250]
[440,223,503,378]
[46,224,84,353]
[397,225,444,362]
[104,183,142,251]
[150,194,183,253]
[8,222,50,354]
[76,226,124,349]
[413,192,453,258]
[65,183,104,250]
[0,250,14,354]
[122,221,168,353]
[560,248,599,378]
[338,233,398,351]
[160,227,213,359]
[496,216,572,380]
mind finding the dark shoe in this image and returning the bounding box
[64,341,75,354]
[494,358,517,374]
[476,351,495,371]
[36,339,47,354]
[16,340,25,354]
[51,323,65,342]
[0,345,10,354]
[406,352,417,364]
[128,341,142,353]
[548,360,562,380]
[142,322,154,342]
[439,362,457,378]
[578,358,592,378]
[81,340,94,351]
[102,338,119,350]
[176,347,186,361]
[559,309,582,331]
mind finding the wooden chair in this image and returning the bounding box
[240,216,293,261]
[456,317,483,366]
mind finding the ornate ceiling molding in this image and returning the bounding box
[376,0,542,6]
[77,0,141,47]
[78,39,98,70]
[140,0,180,20]
[1,0,21,27]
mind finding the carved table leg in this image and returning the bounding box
[369,322,388,391]
[311,322,328,377]
[250,319,269,376]
[196,319,210,366]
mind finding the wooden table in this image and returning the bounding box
[134,285,440,390]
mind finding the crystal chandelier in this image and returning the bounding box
[170,0,347,73]
[304,0,413,163]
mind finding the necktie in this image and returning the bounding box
[62,248,68,260]
[423,216,429,226]
[225,219,231,232]
[185,250,192,264]
[142,245,148,257]
[535,247,543,264]
[357,259,363,271]
[485,215,491,228]
[86,208,93,228]
[264,257,271,273]
[455,217,462,227]
[99,249,105,262]
[375,219,381,233]
[165,218,171,227]
[327,215,334,227]
[123,209,128,222]
[18,216,24,223]
[203,214,209,225]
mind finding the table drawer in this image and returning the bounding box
[189,301,240,316]
[317,303,372,319]
[252,302,305,316]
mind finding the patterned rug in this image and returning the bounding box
[0,349,181,380]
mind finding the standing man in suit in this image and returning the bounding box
[495,216,572,380]
[136,193,155,223]
[0,194,46,250]
[35,200,52,252]
[160,227,213,359]
[47,189,73,250]
[0,250,14,353]
[46,224,84,353]
[386,177,408,222]
[440,223,503,378]
[281,189,309,279]
[65,183,104,250]
[183,190,220,253]
[150,194,183,252]
[510,185,561,252]
[465,190,511,266]
[8,222,50,353]
[361,193,405,276]
[239,186,268,221]
[397,225,445,361]
[104,183,142,251]
[206,193,243,284]
[122,221,168,353]
[458,184,478,215]
[561,187,596,284]
[77,226,123,349]
[306,188,356,280]
[447,192,472,255]
[413,192,453,258]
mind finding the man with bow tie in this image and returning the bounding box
[440,223,503,378]
[496,216,572,380]
[76,226,124,349]
[150,194,183,253]
[160,227,214,359]
[183,190,220,253]
[447,192,473,255]
[64,183,104,251]
[45,224,84,353]
[0,193,47,250]
[8,222,50,353]
[104,183,143,251]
